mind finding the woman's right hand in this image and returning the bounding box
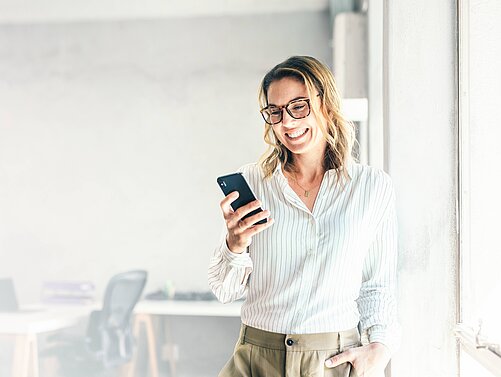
[220,191,274,254]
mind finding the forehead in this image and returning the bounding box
[267,77,308,106]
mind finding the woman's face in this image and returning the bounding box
[267,77,326,159]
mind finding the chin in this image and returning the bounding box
[285,145,310,156]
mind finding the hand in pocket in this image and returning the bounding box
[324,342,390,377]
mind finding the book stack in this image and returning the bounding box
[41,280,95,304]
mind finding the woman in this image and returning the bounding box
[208,56,399,377]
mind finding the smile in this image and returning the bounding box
[286,128,308,139]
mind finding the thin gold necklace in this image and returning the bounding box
[288,172,322,198]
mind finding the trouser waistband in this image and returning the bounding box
[239,324,360,352]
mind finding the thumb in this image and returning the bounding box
[325,350,353,368]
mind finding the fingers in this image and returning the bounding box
[226,216,274,254]
[238,209,270,230]
[219,192,261,220]
[220,191,239,219]
[325,349,355,368]
[234,200,262,222]
[246,217,274,237]
[238,213,274,239]
[220,193,274,254]
[226,200,263,229]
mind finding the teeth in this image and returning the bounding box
[287,129,307,138]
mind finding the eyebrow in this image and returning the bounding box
[267,96,308,107]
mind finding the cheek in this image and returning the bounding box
[271,127,285,143]
[309,119,324,138]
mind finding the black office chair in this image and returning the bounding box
[44,270,148,376]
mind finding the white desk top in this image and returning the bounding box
[0,305,94,335]
[0,300,242,335]
[135,300,243,317]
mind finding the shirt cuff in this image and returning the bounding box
[221,240,253,267]
[367,324,401,356]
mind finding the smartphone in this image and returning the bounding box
[217,173,267,225]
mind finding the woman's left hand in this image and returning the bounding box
[324,342,391,377]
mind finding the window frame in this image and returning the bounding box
[456,0,501,374]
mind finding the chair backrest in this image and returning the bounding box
[87,270,147,368]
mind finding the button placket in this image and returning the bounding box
[293,215,318,329]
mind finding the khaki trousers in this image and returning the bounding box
[219,324,361,377]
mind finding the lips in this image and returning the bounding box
[286,128,308,139]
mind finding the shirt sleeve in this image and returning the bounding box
[356,178,401,355]
[208,224,253,304]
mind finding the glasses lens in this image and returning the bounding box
[286,100,310,119]
[261,107,282,124]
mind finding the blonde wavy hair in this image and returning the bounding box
[258,56,357,185]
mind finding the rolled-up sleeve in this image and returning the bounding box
[208,227,253,304]
[356,180,401,355]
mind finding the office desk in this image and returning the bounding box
[0,300,243,377]
[0,304,96,377]
[0,304,98,334]
[128,300,243,377]
[135,299,242,317]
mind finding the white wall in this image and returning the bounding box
[459,1,501,374]
[0,4,467,376]
[466,0,501,321]
[0,0,328,23]
[0,12,332,303]
[385,1,458,376]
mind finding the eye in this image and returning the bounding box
[292,104,306,111]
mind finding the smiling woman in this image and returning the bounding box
[208,56,400,377]
[258,56,354,183]
[266,78,325,160]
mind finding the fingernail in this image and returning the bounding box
[325,360,333,368]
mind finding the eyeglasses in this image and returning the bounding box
[260,98,312,125]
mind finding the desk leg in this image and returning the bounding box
[11,334,39,377]
[124,314,159,377]
[162,320,177,377]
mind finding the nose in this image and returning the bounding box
[281,109,295,127]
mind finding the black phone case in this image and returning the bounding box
[217,173,267,225]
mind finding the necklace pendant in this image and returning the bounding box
[304,190,309,197]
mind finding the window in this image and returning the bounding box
[457,0,501,375]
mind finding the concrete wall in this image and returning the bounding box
[0,0,329,23]
[385,1,458,376]
[0,2,468,376]
[0,12,331,303]
[0,11,332,377]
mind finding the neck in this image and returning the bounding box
[288,151,326,183]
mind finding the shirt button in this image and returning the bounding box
[286,339,294,346]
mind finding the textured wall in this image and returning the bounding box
[0,12,332,376]
[0,12,331,303]
[385,1,458,376]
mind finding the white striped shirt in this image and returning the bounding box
[208,160,400,354]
